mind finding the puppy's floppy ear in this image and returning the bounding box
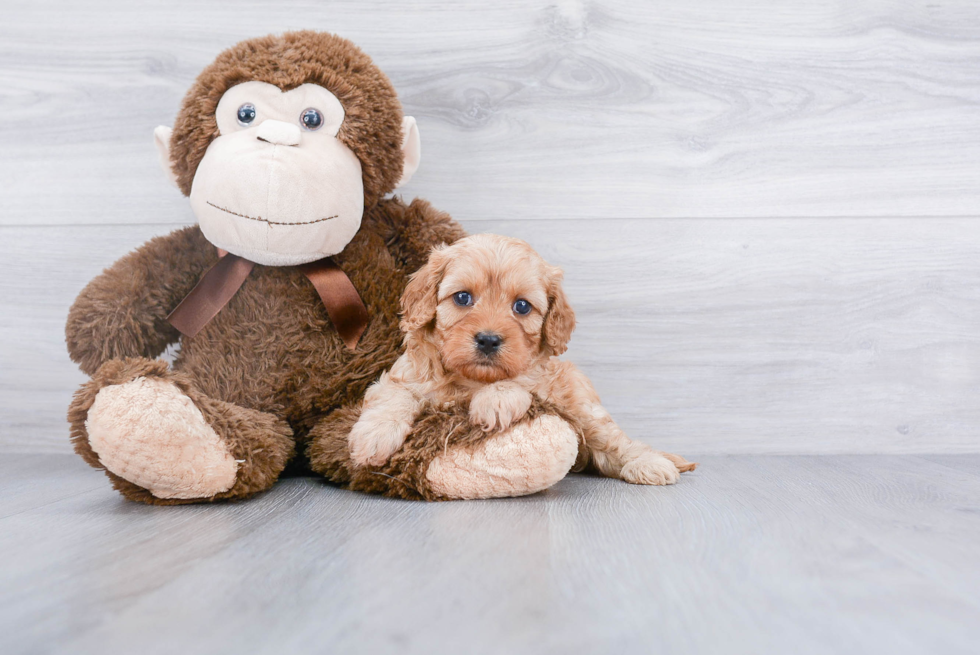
[542,265,576,355]
[400,245,450,332]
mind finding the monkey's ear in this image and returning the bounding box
[153,126,180,189]
[394,116,421,189]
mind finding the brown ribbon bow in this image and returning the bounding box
[167,251,369,350]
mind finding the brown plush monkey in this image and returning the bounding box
[66,31,580,504]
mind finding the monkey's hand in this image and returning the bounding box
[469,382,533,432]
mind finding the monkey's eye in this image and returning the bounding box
[301,108,323,131]
[513,299,532,315]
[453,291,474,307]
[236,103,257,126]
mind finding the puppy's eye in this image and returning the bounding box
[237,103,256,126]
[513,299,532,315]
[453,291,473,307]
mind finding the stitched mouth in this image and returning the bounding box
[206,201,338,226]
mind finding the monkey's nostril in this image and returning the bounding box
[474,332,503,356]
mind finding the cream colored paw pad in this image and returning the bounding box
[426,415,579,500]
[86,377,238,499]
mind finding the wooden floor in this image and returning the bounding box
[3,454,979,655]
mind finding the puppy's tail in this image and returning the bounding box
[660,451,698,473]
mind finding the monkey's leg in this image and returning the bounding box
[68,358,294,505]
[306,405,361,488]
[307,406,580,500]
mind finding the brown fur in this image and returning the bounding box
[169,31,405,207]
[67,196,466,502]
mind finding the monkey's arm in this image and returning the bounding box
[370,197,467,272]
[65,225,217,376]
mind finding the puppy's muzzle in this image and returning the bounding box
[474,331,503,357]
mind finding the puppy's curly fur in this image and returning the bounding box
[348,234,697,485]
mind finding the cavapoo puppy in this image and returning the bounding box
[348,234,696,485]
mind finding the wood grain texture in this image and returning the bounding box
[2,1,979,455]
[2,0,980,225]
[2,454,979,655]
[3,217,979,455]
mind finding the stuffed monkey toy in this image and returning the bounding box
[66,31,582,503]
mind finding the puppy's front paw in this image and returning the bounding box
[620,451,681,486]
[469,384,533,432]
[348,416,412,467]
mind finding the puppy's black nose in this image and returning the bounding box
[474,332,503,356]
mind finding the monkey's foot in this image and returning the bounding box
[86,376,238,499]
[425,414,579,500]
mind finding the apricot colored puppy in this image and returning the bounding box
[348,234,696,485]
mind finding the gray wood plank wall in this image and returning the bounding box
[2,1,978,455]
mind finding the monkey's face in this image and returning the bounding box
[156,32,421,266]
[184,81,363,266]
